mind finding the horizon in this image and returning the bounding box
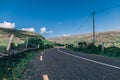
[1,27,120,39]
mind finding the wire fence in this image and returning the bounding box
[0,34,40,57]
[99,42,120,53]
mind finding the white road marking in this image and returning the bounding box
[40,56,43,61]
[57,48,120,70]
[43,74,49,80]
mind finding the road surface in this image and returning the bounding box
[23,48,120,80]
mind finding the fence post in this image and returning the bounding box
[37,44,40,49]
[25,37,28,49]
[6,34,14,52]
[102,42,104,53]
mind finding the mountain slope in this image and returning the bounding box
[48,31,120,44]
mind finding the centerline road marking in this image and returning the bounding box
[43,74,49,80]
[57,48,120,70]
[40,56,43,61]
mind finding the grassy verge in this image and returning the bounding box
[66,44,120,59]
[0,50,40,80]
[100,52,120,59]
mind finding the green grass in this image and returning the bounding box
[0,50,40,80]
[66,44,120,59]
[11,51,38,80]
[0,28,44,42]
[100,52,120,59]
[0,28,45,52]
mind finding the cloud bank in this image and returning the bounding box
[0,21,15,29]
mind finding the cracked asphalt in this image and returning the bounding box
[23,48,120,80]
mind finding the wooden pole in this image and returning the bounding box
[92,11,95,44]
[102,42,104,53]
[38,44,40,49]
[6,34,14,52]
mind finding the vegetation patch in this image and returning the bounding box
[0,28,56,80]
[0,50,40,80]
[66,42,120,59]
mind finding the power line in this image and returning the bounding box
[77,4,120,43]
[79,14,92,28]
[75,14,92,35]
[91,4,120,43]
[78,4,120,29]
[95,4,120,13]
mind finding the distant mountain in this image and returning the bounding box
[48,30,120,44]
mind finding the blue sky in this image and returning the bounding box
[0,0,120,38]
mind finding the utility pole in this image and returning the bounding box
[92,11,95,44]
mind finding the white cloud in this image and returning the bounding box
[0,21,15,29]
[40,27,47,34]
[21,27,35,32]
[63,34,70,36]
[40,27,53,34]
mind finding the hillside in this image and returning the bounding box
[0,28,44,47]
[48,30,120,45]
[0,28,44,39]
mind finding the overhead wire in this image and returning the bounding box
[77,4,120,34]
[95,4,120,13]
[79,14,92,28]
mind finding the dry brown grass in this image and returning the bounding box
[48,30,120,45]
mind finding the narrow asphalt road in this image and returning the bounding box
[23,48,120,80]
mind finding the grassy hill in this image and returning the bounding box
[0,28,44,39]
[0,28,45,48]
[48,30,120,45]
